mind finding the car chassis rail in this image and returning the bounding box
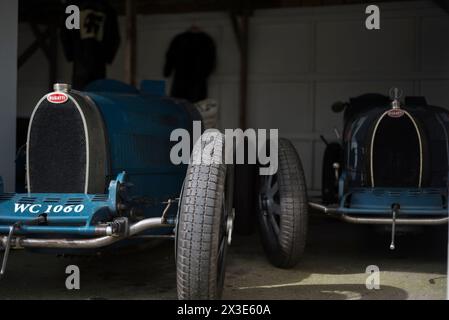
[309,202,449,225]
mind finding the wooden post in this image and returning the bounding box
[48,27,58,91]
[231,12,250,130]
[18,27,51,69]
[124,0,137,86]
[240,15,249,130]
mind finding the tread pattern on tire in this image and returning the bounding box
[176,131,227,300]
[259,138,308,268]
[278,138,308,267]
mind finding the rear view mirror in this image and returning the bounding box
[331,101,347,113]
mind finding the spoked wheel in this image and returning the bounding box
[216,166,234,295]
[259,174,282,236]
[257,138,308,268]
[176,131,234,300]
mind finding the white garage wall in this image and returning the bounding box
[0,1,18,192]
[17,1,449,193]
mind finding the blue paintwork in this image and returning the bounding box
[84,79,139,94]
[85,91,192,220]
[0,172,122,236]
[337,187,447,216]
[83,83,198,223]
[140,80,166,96]
[0,80,200,242]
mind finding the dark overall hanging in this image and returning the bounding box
[61,0,120,90]
[164,28,216,103]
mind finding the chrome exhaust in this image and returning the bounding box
[0,217,172,250]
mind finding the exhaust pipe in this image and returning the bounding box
[0,217,171,249]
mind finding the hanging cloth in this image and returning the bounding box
[164,30,216,103]
[61,0,120,90]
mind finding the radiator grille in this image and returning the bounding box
[28,98,87,193]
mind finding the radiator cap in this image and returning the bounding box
[53,83,71,93]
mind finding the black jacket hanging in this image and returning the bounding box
[61,0,120,90]
[164,30,216,103]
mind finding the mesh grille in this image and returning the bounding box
[372,115,421,188]
[28,99,87,193]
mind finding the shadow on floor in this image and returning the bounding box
[224,283,408,300]
[0,213,446,299]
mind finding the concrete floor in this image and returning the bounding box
[0,214,447,300]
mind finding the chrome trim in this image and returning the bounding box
[53,83,71,92]
[0,226,15,278]
[95,226,113,236]
[308,202,338,214]
[0,217,171,249]
[370,109,423,188]
[339,215,449,225]
[309,202,449,225]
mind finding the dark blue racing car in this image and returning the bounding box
[309,90,449,249]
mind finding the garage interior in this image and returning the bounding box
[0,0,448,299]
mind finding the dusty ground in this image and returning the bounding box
[0,214,447,300]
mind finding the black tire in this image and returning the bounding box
[321,142,343,204]
[233,163,257,235]
[257,138,308,268]
[232,136,258,235]
[176,131,234,300]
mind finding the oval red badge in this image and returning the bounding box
[387,109,405,118]
[47,92,68,104]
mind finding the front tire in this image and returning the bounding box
[176,131,233,300]
[257,138,308,268]
[233,163,258,235]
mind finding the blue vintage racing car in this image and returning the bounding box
[0,80,236,299]
[309,91,449,249]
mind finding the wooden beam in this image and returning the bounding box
[18,39,41,69]
[230,12,250,130]
[230,12,243,52]
[48,27,58,91]
[124,0,137,86]
[17,27,52,69]
[29,23,52,60]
